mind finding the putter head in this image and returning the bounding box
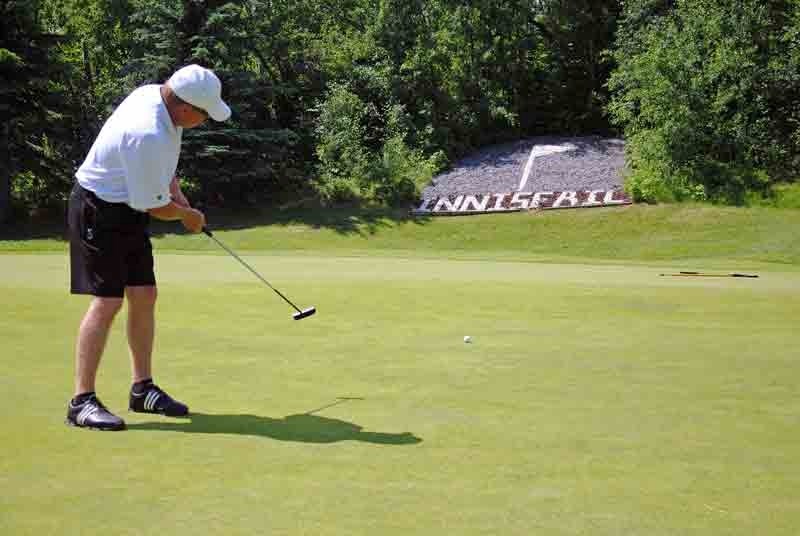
[293,307,316,320]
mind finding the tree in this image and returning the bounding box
[1,0,77,221]
[120,0,316,205]
[535,0,623,134]
[609,0,800,203]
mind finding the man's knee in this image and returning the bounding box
[125,285,157,309]
[89,297,125,321]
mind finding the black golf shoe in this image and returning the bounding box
[66,395,126,431]
[129,382,189,417]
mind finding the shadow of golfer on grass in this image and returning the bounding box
[128,413,422,445]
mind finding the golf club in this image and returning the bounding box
[202,227,316,320]
[659,271,759,278]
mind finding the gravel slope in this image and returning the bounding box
[421,136,626,199]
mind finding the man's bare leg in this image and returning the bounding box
[125,285,189,416]
[74,297,124,396]
[125,285,157,383]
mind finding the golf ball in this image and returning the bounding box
[463,335,472,343]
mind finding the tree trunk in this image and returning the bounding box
[0,121,10,223]
[0,177,9,224]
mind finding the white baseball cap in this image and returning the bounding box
[167,64,231,121]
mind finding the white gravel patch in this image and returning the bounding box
[421,136,626,199]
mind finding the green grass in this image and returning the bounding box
[749,182,800,210]
[1,204,799,534]
[3,203,800,268]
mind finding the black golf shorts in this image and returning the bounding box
[68,183,155,298]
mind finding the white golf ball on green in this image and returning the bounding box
[463,335,472,343]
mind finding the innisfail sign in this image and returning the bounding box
[412,189,632,216]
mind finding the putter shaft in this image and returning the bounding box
[203,227,314,318]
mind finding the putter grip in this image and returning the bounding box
[202,227,213,237]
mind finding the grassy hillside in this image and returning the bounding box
[3,204,800,269]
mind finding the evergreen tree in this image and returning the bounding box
[123,0,317,205]
[1,0,76,221]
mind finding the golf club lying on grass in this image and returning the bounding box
[659,271,759,278]
[202,227,316,320]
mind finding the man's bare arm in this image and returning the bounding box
[149,201,205,232]
[170,176,190,207]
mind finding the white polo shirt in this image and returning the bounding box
[76,84,182,211]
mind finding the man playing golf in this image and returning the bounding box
[66,65,231,431]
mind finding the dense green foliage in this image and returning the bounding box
[1,0,799,219]
[609,0,800,203]
[2,0,622,217]
[1,0,79,220]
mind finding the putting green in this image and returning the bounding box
[1,253,798,535]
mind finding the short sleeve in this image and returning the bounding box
[119,133,173,211]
